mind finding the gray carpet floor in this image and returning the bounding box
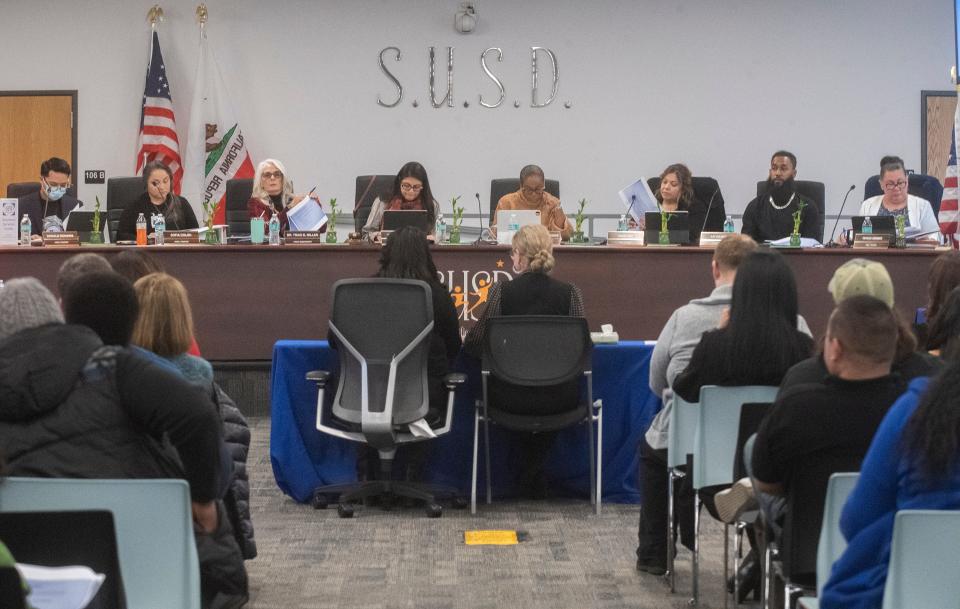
[245,417,760,609]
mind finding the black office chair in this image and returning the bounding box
[106,177,143,243]
[6,182,40,199]
[648,176,728,237]
[863,173,944,216]
[489,178,560,223]
[755,180,826,242]
[305,278,467,517]
[354,175,395,232]
[225,178,254,236]
[472,315,600,514]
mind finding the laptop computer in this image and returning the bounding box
[496,209,542,245]
[65,211,97,241]
[382,209,431,233]
[851,215,896,244]
[644,211,690,245]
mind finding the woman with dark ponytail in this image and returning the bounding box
[820,356,960,608]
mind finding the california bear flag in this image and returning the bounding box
[183,23,254,226]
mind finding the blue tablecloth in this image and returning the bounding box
[270,340,660,504]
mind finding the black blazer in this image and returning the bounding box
[117,193,198,241]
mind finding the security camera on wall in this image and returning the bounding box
[455,2,477,34]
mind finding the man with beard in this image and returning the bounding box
[491,165,573,241]
[742,151,820,242]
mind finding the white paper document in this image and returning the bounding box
[17,563,106,609]
[0,198,19,245]
[617,178,658,224]
[286,197,329,232]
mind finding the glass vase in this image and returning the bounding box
[87,232,103,245]
[448,228,461,244]
[658,231,670,245]
[326,231,338,244]
[789,232,801,247]
[572,230,587,244]
[204,229,220,245]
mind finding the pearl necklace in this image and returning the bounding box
[768,192,796,211]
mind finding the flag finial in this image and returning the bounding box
[196,4,208,26]
[147,5,164,27]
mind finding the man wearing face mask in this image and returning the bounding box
[17,158,82,235]
[741,151,820,243]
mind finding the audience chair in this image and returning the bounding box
[225,178,254,236]
[863,173,944,217]
[729,403,771,605]
[0,477,200,609]
[880,510,960,609]
[354,175,394,232]
[796,473,859,609]
[755,180,826,242]
[106,177,142,242]
[472,315,599,515]
[648,176,728,230]
[306,278,467,517]
[489,178,560,223]
[666,391,699,592]
[690,385,778,607]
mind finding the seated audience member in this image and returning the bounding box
[363,161,441,242]
[745,297,904,545]
[247,158,323,235]
[0,278,247,603]
[464,224,585,497]
[820,357,960,608]
[490,165,573,241]
[652,163,724,243]
[55,252,112,299]
[637,234,758,574]
[109,250,202,357]
[64,271,140,348]
[132,273,212,387]
[780,258,941,390]
[915,251,960,348]
[857,155,939,237]
[117,161,198,241]
[741,151,820,243]
[17,157,82,235]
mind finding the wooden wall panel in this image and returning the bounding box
[0,95,73,196]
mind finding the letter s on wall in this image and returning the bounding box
[377,47,403,108]
[479,47,505,108]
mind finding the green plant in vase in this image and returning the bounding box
[88,196,104,244]
[201,198,221,244]
[326,198,339,243]
[449,195,464,244]
[895,214,906,248]
[658,209,674,245]
[789,200,807,247]
[572,198,588,243]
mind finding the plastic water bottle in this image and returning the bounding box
[723,215,735,233]
[136,213,147,246]
[862,217,873,234]
[617,214,628,231]
[436,213,446,242]
[153,213,165,245]
[268,214,281,246]
[19,215,31,245]
[508,212,519,232]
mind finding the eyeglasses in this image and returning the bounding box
[521,187,545,196]
[882,180,908,191]
[400,183,423,192]
[262,171,283,180]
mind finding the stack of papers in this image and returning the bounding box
[16,563,105,609]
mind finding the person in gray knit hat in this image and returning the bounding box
[0,277,64,342]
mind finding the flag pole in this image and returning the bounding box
[196,3,208,38]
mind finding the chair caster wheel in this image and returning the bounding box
[425,502,443,518]
[337,503,355,518]
[311,492,329,510]
[452,496,468,509]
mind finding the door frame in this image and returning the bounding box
[0,90,78,190]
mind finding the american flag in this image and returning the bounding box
[136,31,182,193]
[940,93,960,248]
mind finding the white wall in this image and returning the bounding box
[0,0,953,231]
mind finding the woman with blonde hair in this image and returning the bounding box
[247,158,324,235]
[464,223,585,497]
[132,272,212,387]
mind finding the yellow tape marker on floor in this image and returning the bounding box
[464,530,519,545]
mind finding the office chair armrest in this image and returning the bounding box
[305,370,331,387]
[443,372,468,389]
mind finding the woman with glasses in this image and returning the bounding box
[362,161,441,242]
[491,164,573,241]
[857,155,939,236]
[247,158,323,235]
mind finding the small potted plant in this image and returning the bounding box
[658,209,674,245]
[895,214,906,249]
[202,198,221,244]
[325,198,339,244]
[572,198,589,243]
[789,200,807,247]
[89,196,104,244]
[449,195,464,244]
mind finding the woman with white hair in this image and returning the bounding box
[247,158,324,235]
